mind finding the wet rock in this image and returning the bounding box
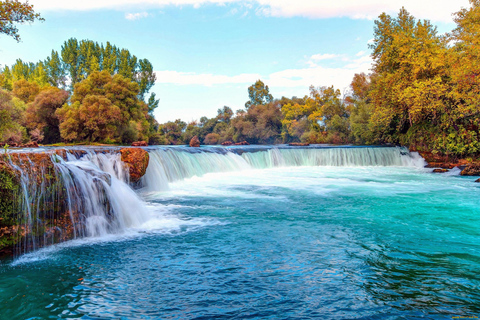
[460,163,480,176]
[189,136,200,147]
[288,143,310,146]
[20,141,39,148]
[1,143,18,148]
[120,148,150,183]
[475,178,480,183]
[235,141,250,145]
[221,141,233,146]
[0,153,68,257]
[419,151,468,169]
[0,160,20,228]
[131,141,148,147]
[432,168,449,173]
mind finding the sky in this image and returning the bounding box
[0,0,470,123]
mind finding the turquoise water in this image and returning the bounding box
[1,163,480,319]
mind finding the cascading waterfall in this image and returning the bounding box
[141,146,426,192]
[4,150,149,256]
[53,151,148,237]
[142,148,251,191]
[2,145,425,257]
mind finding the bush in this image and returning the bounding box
[120,122,139,144]
[148,133,168,145]
[204,133,220,145]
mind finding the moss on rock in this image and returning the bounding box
[0,159,20,227]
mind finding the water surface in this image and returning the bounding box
[1,157,479,319]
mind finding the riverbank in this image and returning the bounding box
[416,150,480,176]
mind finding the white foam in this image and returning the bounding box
[141,147,428,192]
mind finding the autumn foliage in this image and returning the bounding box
[2,1,480,158]
[0,38,158,145]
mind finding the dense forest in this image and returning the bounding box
[1,1,480,158]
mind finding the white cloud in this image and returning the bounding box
[155,70,261,86]
[155,52,373,91]
[125,11,150,20]
[356,50,366,56]
[310,53,339,61]
[33,0,470,22]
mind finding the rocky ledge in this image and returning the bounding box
[418,151,480,177]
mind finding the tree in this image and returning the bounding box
[0,0,43,42]
[245,80,273,109]
[12,78,39,103]
[204,133,220,145]
[160,119,186,144]
[44,50,67,88]
[232,102,282,144]
[147,92,159,114]
[0,89,27,144]
[0,66,12,90]
[368,7,449,146]
[56,71,149,143]
[350,73,371,102]
[217,106,233,123]
[25,87,69,143]
[348,73,375,144]
[59,38,158,106]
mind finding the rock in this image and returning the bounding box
[20,141,39,148]
[120,148,150,183]
[131,141,148,147]
[419,151,468,169]
[189,136,200,147]
[460,163,480,176]
[0,160,20,228]
[432,168,449,173]
[475,178,480,183]
[221,141,233,146]
[288,143,310,146]
[235,141,250,145]
[0,153,68,256]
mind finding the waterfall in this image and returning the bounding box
[3,150,148,256]
[141,146,425,192]
[1,145,425,257]
[53,151,149,237]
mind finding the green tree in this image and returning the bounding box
[59,38,159,107]
[0,66,12,90]
[0,89,27,144]
[217,106,233,123]
[0,0,43,42]
[44,50,67,88]
[61,38,81,87]
[160,119,186,144]
[245,80,273,109]
[56,71,149,143]
[348,73,375,144]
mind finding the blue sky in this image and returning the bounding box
[0,0,469,123]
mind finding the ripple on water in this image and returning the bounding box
[1,166,480,319]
